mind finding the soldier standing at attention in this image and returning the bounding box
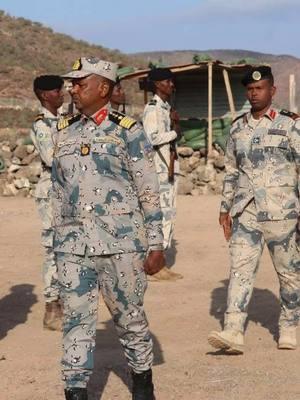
[31,75,64,330]
[208,66,300,354]
[143,68,183,281]
[52,57,165,400]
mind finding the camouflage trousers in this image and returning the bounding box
[56,250,153,388]
[158,172,177,250]
[226,200,300,331]
[36,197,60,302]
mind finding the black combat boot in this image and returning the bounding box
[64,388,88,400]
[132,369,155,400]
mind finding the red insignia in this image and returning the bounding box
[93,109,108,125]
[268,109,276,120]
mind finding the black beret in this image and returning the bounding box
[33,75,64,91]
[241,66,273,86]
[148,68,173,82]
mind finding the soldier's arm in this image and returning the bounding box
[31,120,54,167]
[51,156,64,228]
[143,106,177,146]
[126,125,164,251]
[220,131,239,214]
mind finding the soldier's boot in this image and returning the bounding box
[132,369,155,400]
[64,388,88,400]
[208,329,244,354]
[43,299,63,331]
[147,266,183,282]
[278,326,297,350]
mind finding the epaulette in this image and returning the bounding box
[109,110,137,130]
[57,113,81,131]
[148,99,157,106]
[232,112,247,124]
[34,113,44,122]
[280,109,300,120]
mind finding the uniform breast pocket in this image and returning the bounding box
[264,135,289,150]
[97,203,134,239]
[91,142,127,176]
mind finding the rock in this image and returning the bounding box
[1,144,11,153]
[15,163,42,181]
[13,145,28,160]
[179,158,193,173]
[2,183,18,196]
[26,145,35,154]
[11,156,21,165]
[213,155,225,170]
[177,147,194,157]
[16,188,31,197]
[177,177,193,195]
[21,153,39,166]
[8,164,22,173]
[197,162,216,183]
[193,151,201,158]
[198,185,209,195]
[13,178,30,189]
[191,188,200,196]
[188,156,201,171]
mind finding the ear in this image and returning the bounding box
[271,85,276,97]
[99,80,110,98]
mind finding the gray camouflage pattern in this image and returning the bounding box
[52,105,163,387]
[226,200,300,330]
[221,108,300,331]
[30,107,60,302]
[221,108,300,221]
[57,250,152,388]
[143,94,179,249]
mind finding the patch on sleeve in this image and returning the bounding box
[35,113,44,122]
[280,109,300,120]
[148,99,157,106]
[57,113,81,131]
[109,111,137,130]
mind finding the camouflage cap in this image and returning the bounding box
[62,57,118,82]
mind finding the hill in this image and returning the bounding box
[0,10,145,104]
[134,49,300,110]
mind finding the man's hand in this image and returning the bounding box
[143,250,165,275]
[219,212,232,241]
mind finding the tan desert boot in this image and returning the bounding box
[208,329,244,354]
[278,326,297,350]
[43,299,63,331]
[147,266,183,282]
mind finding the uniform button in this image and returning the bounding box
[85,205,93,212]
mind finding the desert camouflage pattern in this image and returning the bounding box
[57,250,152,387]
[52,106,163,255]
[221,108,300,221]
[225,200,300,331]
[143,94,179,249]
[52,105,163,387]
[30,107,60,301]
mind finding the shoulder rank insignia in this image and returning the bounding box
[109,110,137,130]
[280,109,300,120]
[34,113,44,122]
[148,99,157,106]
[57,113,81,131]
[232,112,247,124]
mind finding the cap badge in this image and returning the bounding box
[252,71,261,81]
[103,62,111,71]
[72,59,82,71]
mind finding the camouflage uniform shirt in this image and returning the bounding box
[30,107,59,198]
[52,105,164,256]
[221,107,300,221]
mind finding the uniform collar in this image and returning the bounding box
[88,103,111,125]
[153,94,171,110]
[40,106,59,119]
[248,106,278,123]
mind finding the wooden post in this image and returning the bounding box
[207,62,213,158]
[223,69,236,120]
[144,89,148,105]
[289,74,297,113]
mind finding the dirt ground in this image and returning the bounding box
[0,195,300,400]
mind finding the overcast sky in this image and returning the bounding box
[1,0,300,57]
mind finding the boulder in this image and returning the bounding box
[13,178,31,189]
[177,177,193,195]
[26,145,35,154]
[188,156,201,171]
[177,146,194,157]
[13,145,28,160]
[2,183,18,196]
[213,155,225,170]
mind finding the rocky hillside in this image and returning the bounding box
[135,49,300,109]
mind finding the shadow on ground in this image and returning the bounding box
[0,284,37,340]
[88,320,164,400]
[209,279,280,340]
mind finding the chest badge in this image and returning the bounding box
[80,143,90,156]
[252,137,260,144]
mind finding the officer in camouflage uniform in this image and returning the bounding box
[208,66,300,354]
[31,75,64,331]
[143,68,183,281]
[52,57,165,400]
